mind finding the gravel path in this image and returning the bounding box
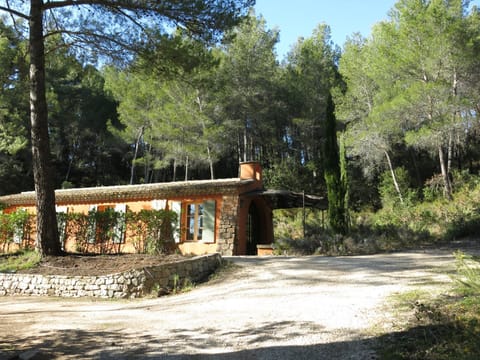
[0,248,466,359]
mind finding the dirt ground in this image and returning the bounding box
[2,241,479,360]
[17,253,187,276]
[0,239,478,359]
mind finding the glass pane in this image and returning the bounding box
[202,200,216,243]
[197,204,204,240]
[187,204,195,240]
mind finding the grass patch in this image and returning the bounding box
[0,250,41,273]
[377,252,480,359]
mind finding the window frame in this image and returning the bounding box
[185,202,204,242]
[182,200,216,243]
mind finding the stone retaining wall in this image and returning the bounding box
[0,253,221,299]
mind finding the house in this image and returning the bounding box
[0,162,327,256]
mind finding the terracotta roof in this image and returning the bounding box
[0,178,255,206]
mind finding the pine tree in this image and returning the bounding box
[0,0,253,256]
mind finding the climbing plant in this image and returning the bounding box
[0,209,32,252]
[127,210,178,255]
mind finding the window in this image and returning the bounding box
[186,203,204,241]
[183,200,215,243]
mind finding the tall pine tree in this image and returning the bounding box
[0,0,253,256]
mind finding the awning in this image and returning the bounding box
[246,189,328,210]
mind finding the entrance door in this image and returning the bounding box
[246,202,261,255]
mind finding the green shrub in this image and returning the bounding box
[127,209,177,254]
[379,167,418,209]
[64,208,177,255]
[0,209,32,251]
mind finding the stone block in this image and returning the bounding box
[18,282,29,290]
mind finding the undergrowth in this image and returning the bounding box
[0,250,41,272]
[378,251,480,359]
[273,173,480,256]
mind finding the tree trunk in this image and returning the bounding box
[130,125,144,185]
[207,147,214,180]
[243,126,248,162]
[64,138,77,184]
[29,0,61,256]
[172,158,177,181]
[196,95,214,180]
[439,145,453,200]
[184,156,189,181]
[384,150,404,204]
[447,133,453,175]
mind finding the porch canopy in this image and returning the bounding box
[248,189,328,210]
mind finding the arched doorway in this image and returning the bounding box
[246,202,261,255]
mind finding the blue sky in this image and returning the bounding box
[254,0,480,60]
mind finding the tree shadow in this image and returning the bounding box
[0,323,364,360]
[3,321,472,360]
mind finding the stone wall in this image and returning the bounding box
[217,194,239,256]
[0,254,221,299]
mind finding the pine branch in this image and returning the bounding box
[0,4,29,20]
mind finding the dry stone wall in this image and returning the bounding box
[0,254,221,299]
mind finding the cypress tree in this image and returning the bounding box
[323,93,347,234]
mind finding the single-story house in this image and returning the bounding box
[0,162,327,256]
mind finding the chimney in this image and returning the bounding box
[239,162,262,182]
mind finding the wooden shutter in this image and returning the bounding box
[55,206,68,250]
[113,204,126,244]
[170,201,181,243]
[151,199,166,210]
[202,200,216,243]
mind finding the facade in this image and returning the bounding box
[0,162,276,256]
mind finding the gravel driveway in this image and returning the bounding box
[0,247,466,360]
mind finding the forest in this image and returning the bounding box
[1,0,480,251]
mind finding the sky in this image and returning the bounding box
[254,0,480,60]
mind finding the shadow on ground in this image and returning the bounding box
[3,321,472,360]
[1,325,370,360]
[0,324,480,360]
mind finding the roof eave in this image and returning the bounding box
[0,178,256,207]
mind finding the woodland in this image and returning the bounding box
[0,0,480,254]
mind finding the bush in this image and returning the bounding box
[379,167,419,209]
[0,210,33,252]
[65,208,177,255]
[127,209,177,254]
